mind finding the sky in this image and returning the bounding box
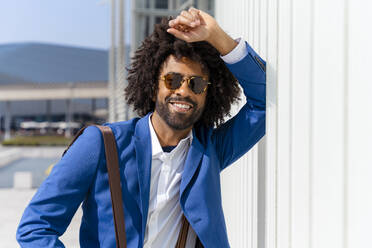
[0,0,131,49]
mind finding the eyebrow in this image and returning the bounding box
[166,72,206,78]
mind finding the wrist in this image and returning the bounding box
[207,26,238,56]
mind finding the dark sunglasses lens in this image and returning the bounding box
[190,77,208,94]
[165,73,183,90]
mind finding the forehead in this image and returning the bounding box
[160,55,208,78]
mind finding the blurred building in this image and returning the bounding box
[131,0,214,50]
[0,42,109,140]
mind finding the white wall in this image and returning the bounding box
[216,0,266,247]
[216,0,372,247]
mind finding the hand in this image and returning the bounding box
[167,7,238,55]
[167,7,218,43]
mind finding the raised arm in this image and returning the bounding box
[167,7,266,170]
[213,42,266,170]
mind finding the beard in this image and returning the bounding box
[154,95,204,130]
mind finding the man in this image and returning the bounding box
[16,7,266,248]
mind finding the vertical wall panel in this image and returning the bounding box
[258,0,267,57]
[216,0,265,247]
[312,0,345,247]
[276,0,292,247]
[291,0,311,247]
[265,0,278,247]
[347,0,372,247]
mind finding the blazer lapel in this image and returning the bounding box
[180,128,204,199]
[133,113,152,238]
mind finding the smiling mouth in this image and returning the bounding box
[168,101,193,113]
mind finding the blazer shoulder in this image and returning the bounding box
[102,117,141,149]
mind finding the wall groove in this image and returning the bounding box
[309,0,314,247]
[289,0,294,245]
[342,0,349,247]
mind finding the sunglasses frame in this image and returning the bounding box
[160,72,211,94]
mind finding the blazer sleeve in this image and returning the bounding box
[212,41,266,171]
[16,125,104,247]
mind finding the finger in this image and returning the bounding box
[167,28,193,41]
[173,15,197,28]
[169,19,186,28]
[180,10,200,27]
[168,21,190,32]
[193,9,208,25]
[180,10,194,22]
[188,6,200,14]
[188,7,200,24]
[175,24,190,32]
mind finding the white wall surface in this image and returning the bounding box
[216,0,372,247]
[216,0,266,247]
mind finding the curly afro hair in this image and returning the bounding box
[125,17,241,128]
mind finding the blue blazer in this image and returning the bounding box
[16,42,266,248]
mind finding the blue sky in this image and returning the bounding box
[0,0,131,49]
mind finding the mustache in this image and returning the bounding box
[165,96,197,108]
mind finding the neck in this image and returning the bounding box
[151,111,192,147]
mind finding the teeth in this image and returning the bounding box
[173,103,191,109]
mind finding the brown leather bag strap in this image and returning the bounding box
[62,125,126,247]
[175,215,190,248]
[94,125,127,248]
[62,126,88,157]
[63,125,191,248]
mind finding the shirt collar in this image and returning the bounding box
[148,113,193,158]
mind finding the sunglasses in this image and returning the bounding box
[160,72,211,94]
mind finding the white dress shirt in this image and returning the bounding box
[143,38,248,248]
[144,114,196,248]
